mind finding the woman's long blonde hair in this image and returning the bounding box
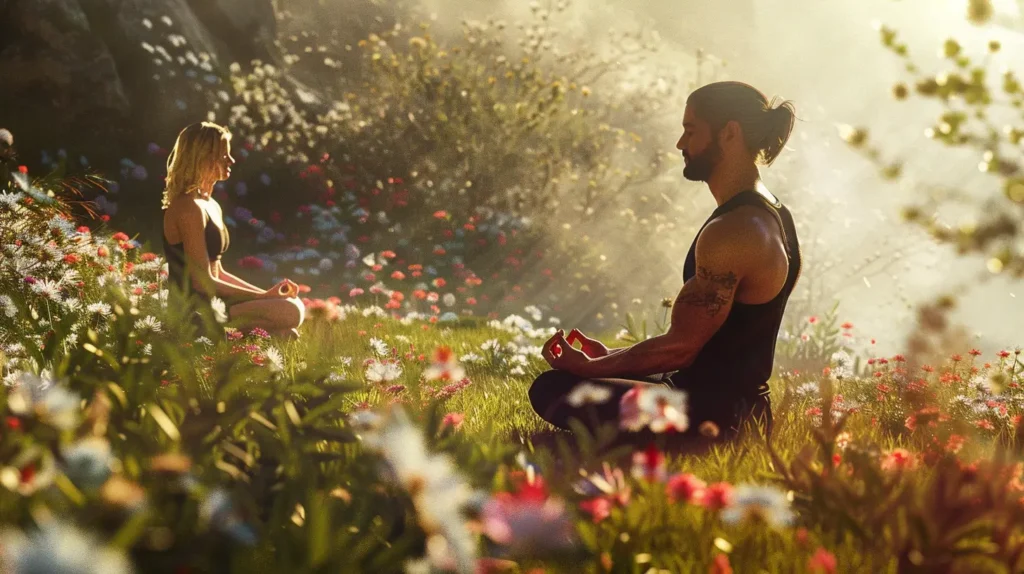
[161,122,233,210]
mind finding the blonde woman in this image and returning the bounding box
[162,122,304,339]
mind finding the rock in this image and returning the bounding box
[0,0,131,152]
[0,0,280,158]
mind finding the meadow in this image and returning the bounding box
[3,1,1024,572]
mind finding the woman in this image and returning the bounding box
[161,122,304,339]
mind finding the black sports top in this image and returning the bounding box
[670,188,802,411]
[163,207,230,298]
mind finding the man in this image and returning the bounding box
[529,81,802,449]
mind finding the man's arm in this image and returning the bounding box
[579,216,761,379]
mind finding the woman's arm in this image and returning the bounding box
[175,202,268,300]
[214,261,266,294]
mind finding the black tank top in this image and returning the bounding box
[670,188,802,405]
[163,207,230,298]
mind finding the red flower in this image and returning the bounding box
[807,548,837,574]
[17,165,28,174]
[432,278,446,288]
[111,232,130,242]
[709,554,733,574]
[699,482,734,510]
[579,497,611,523]
[665,473,706,504]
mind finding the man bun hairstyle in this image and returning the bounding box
[687,81,796,166]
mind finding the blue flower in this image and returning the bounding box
[1,520,133,574]
[234,182,248,197]
[131,165,148,181]
[147,142,161,155]
[61,437,114,490]
[260,174,271,186]
[175,99,188,111]
[201,489,257,546]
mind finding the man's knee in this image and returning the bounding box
[528,369,578,413]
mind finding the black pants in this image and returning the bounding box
[527,369,772,450]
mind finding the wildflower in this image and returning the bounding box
[423,347,466,382]
[201,488,257,545]
[7,372,80,431]
[566,382,613,407]
[574,463,631,507]
[29,278,61,301]
[579,497,612,523]
[365,359,403,383]
[709,553,733,574]
[666,473,707,504]
[880,448,918,472]
[264,347,284,372]
[369,337,390,356]
[631,443,667,482]
[441,413,464,430]
[0,520,133,574]
[699,482,735,510]
[348,410,383,432]
[481,488,576,556]
[619,385,688,433]
[209,297,229,324]
[361,407,476,572]
[61,437,114,490]
[1,446,57,495]
[808,548,838,574]
[720,484,795,528]
[133,316,163,333]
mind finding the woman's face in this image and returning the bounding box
[209,141,236,183]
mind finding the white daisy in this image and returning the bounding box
[133,316,163,333]
[264,347,284,372]
[720,484,795,528]
[365,360,402,383]
[369,337,390,357]
[566,382,613,407]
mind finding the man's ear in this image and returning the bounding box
[719,120,743,146]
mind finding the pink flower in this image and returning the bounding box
[666,473,707,504]
[349,288,364,297]
[481,494,576,553]
[441,412,464,430]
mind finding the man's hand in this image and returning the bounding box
[566,328,610,358]
[542,329,592,376]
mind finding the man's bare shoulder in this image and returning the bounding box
[702,206,779,254]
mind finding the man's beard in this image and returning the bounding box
[682,140,721,182]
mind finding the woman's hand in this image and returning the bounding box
[263,279,299,299]
[565,328,610,358]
